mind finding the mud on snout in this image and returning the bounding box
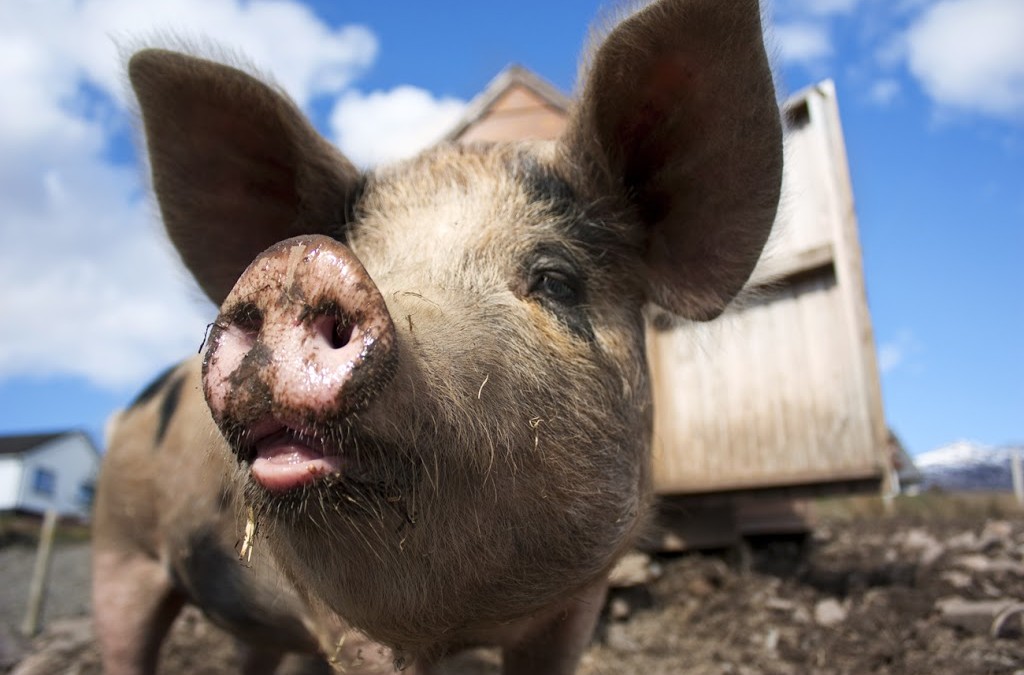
[201,235,399,496]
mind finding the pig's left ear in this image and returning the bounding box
[129,49,361,306]
[559,0,783,320]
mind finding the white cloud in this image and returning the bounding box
[774,22,833,66]
[0,171,215,388]
[776,0,861,17]
[878,330,920,375]
[905,0,1024,121]
[869,78,902,106]
[0,0,376,111]
[0,0,378,390]
[878,343,905,374]
[330,87,467,168]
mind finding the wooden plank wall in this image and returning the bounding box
[648,83,887,495]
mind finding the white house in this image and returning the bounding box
[0,431,100,519]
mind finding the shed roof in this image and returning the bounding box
[445,65,818,146]
[0,431,98,457]
[444,64,571,143]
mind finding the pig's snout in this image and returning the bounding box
[202,235,397,492]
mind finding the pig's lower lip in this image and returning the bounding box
[248,426,344,493]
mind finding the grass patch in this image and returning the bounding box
[0,511,92,547]
[814,490,1022,525]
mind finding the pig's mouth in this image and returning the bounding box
[231,417,422,527]
[239,420,346,493]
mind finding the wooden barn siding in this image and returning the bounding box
[813,83,889,463]
[649,273,876,493]
[649,83,885,494]
[457,85,567,143]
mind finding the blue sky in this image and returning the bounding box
[0,0,1020,458]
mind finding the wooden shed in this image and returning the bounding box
[446,68,889,539]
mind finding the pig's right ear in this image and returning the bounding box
[129,49,361,306]
[559,0,783,321]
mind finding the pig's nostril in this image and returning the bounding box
[226,302,263,340]
[333,321,355,349]
[304,301,356,350]
[310,311,355,350]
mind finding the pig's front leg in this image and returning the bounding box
[92,550,186,675]
[501,580,607,675]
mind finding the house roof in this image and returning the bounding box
[0,431,98,458]
[443,64,571,143]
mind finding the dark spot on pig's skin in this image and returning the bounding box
[224,344,276,427]
[179,527,322,651]
[509,152,637,264]
[127,364,178,409]
[155,374,185,447]
[226,342,274,391]
[510,153,577,220]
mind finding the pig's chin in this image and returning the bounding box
[242,421,346,493]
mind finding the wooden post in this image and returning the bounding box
[21,509,59,637]
[881,465,900,515]
[1012,449,1023,508]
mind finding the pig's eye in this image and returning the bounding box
[527,266,593,341]
[522,251,593,341]
[530,270,582,306]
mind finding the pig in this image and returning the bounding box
[91,0,783,673]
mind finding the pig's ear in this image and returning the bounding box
[559,0,783,320]
[129,49,361,305]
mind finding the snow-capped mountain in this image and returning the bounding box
[915,440,1023,491]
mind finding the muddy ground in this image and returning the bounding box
[2,495,1022,674]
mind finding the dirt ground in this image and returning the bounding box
[2,495,1022,674]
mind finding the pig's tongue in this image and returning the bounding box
[250,429,343,492]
